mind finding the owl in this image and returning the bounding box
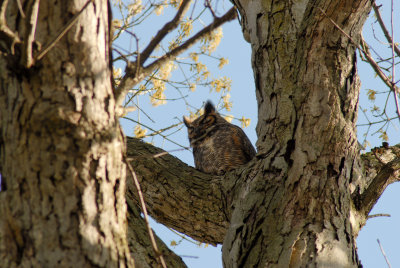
[183,101,256,175]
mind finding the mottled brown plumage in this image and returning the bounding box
[183,101,256,175]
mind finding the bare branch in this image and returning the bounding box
[123,117,188,149]
[361,36,400,121]
[390,0,395,83]
[144,7,236,79]
[377,239,392,268]
[16,0,25,18]
[360,37,396,92]
[115,7,237,106]
[21,0,40,68]
[204,0,217,19]
[372,3,400,58]
[0,0,21,53]
[367,213,390,219]
[139,0,192,65]
[356,147,400,217]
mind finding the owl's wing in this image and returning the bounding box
[231,125,256,161]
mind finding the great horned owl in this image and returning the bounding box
[183,101,256,175]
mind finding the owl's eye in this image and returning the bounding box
[202,115,215,125]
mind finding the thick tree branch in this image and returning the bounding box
[126,137,229,245]
[127,135,400,246]
[115,7,237,106]
[355,144,400,217]
[143,7,235,75]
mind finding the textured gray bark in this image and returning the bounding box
[0,0,134,266]
[0,1,186,267]
[223,0,372,266]
[127,0,397,267]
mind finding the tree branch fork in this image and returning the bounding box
[114,4,237,106]
[352,144,400,221]
[127,137,400,245]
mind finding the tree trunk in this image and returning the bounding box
[0,1,134,266]
[223,0,372,266]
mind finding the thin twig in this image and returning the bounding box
[115,7,236,106]
[179,255,199,259]
[372,3,400,57]
[144,7,236,79]
[147,122,182,137]
[152,148,186,158]
[35,0,92,61]
[22,0,40,68]
[125,159,167,268]
[377,239,392,268]
[16,0,25,18]
[0,0,22,54]
[367,213,391,219]
[123,30,142,78]
[122,117,189,150]
[126,147,186,161]
[390,0,395,94]
[204,0,217,18]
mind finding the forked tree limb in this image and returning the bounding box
[354,144,400,217]
[115,7,237,106]
[126,137,229,245]
[358,157,400,216]
[0,0,21,54]
[127,136,400,244]
[139,0,192,65]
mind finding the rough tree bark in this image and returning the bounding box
[1,0,400,267]
[0,0,135,266]
[222,0,371,266]
[127,0,397,267]
[0,1,186,267]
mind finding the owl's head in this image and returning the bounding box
[183,101,226,145]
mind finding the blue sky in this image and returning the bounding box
[118,1,400,267]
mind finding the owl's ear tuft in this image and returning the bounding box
[183,116,192,127]
[204,100,215,115]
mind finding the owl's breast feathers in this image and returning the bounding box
[192,123,255,175]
